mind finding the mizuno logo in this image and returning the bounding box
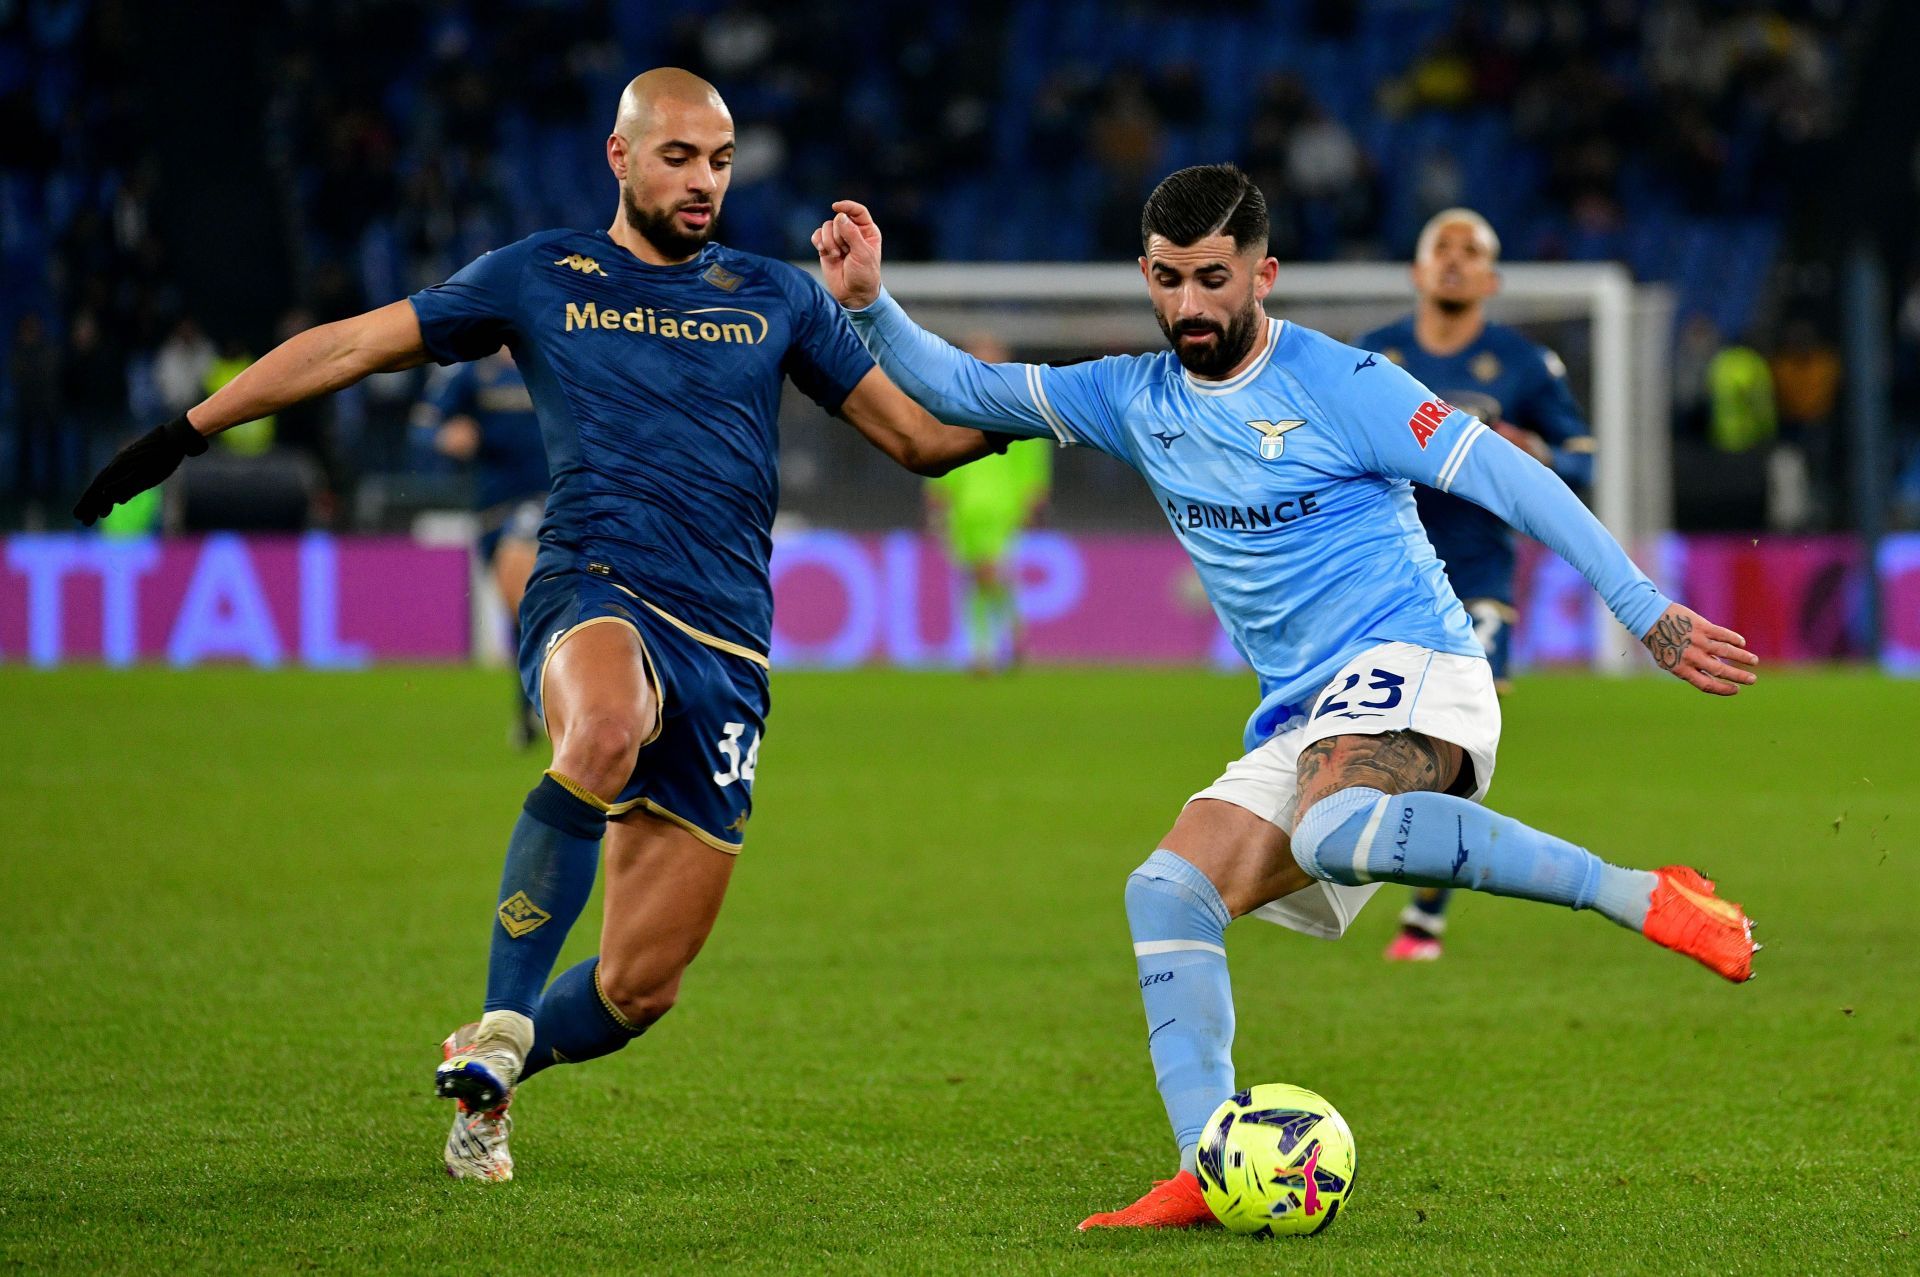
[1151,429,1186,450]
[1245,418,1307,461]
[554,253,606,276]
[1353,353,1377,373]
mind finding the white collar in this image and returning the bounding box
[1181,317,1283,397]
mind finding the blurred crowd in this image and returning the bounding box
[4,0,1915,533]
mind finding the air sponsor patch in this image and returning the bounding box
[1406,398,1454,449]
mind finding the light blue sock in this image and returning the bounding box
[1126,850,1234,1172]
[1293,787,1656,930]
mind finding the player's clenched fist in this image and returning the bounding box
[812,200,885,310]
[1642,602,1758,695]
[72,414,209,525]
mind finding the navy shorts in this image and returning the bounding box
[517,570,770,852]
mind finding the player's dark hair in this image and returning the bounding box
[1140,164,1268,254]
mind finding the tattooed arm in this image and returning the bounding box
[1641,602,1758,696]
[1296,730,1466,815]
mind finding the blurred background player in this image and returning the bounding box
[413,350,550,747]
[924,333,1052,673]
[1358,208,1596,963]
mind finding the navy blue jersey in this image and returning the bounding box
[1357,318,1593,603]
[409,229,875,654]
[419,352,549,511]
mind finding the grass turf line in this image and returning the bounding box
[2,667,1916,1273]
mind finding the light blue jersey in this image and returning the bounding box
[848,291,1670,749]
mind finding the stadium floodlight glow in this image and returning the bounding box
[823,261,1674,674]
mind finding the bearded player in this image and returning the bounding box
[1358,208,1597,961]
[813,165,1759,1230]
[73,69,1006,1183]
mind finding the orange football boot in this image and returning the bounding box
[1643,866,1759,983]
[1078,1170,1216,1230]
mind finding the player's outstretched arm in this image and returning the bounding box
[814,201,1116,451]
[74,301,430,525]
[1346,358,1756,695]
[1425,425,1756,695]
[838,368,1011,476]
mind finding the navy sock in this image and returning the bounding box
[520,957,646,1081]
[484,773,606,1018]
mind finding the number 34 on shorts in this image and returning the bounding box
[712,722,760,787]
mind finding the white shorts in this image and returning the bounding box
[1190,642,1502,939]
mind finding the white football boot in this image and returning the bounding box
[438,1019,528,1182]
[444,1093,515,1182]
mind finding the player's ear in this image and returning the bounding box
[1252,254,1279,300]
[606,133,628,180]
[1487,264,1503,298]
[1137,255,1151,284]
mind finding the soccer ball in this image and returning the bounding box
[1194,1083,1356,1236]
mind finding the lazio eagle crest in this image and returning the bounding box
[1245,419,1307,461]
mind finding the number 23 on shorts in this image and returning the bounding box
[1316,668,1405,719]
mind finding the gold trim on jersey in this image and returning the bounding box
[605,581,772,669]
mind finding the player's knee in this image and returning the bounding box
[1290,786,1388,882]
[1124,850,1229,933]
[595,960,680,1031]
[554,714,645,793]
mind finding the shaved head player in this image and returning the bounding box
[74,69,1008,1182]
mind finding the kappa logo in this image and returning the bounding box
[497,891,552,938]
[554,253,606,277]
[724,810,750,835]
[1245,418,1307,461]
[1406,398,1454,449]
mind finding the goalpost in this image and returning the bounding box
[872,262,1676,674]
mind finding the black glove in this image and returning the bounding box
[72,415,209,526]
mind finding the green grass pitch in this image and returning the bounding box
[3,666,1916,1273]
